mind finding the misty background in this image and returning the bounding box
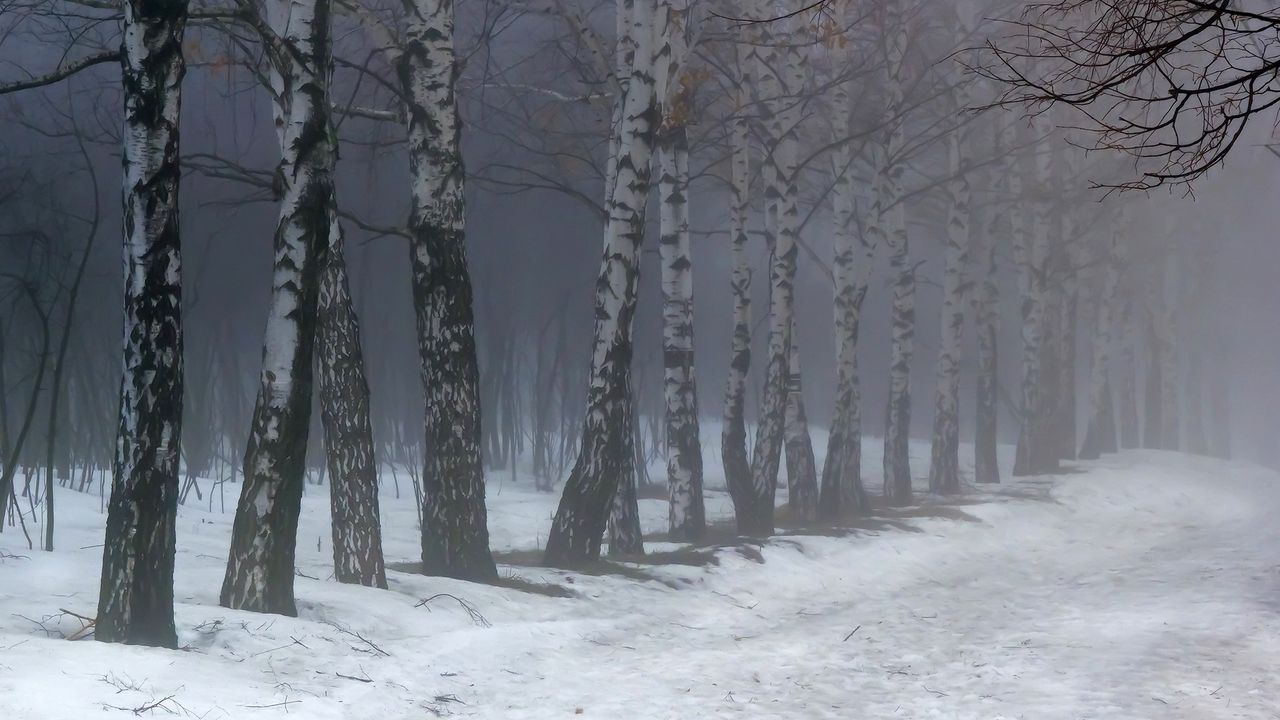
[1,1,1277,493]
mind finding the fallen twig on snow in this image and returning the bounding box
[323,621,391,657]
[416,593,490,628]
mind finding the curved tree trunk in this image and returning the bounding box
[97,0,186,647]
[222,0,335,615]
[317,219,386,588]
[399,0,497,580]
[544,0,657,567]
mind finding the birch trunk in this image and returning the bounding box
[819,65,872,515]
[544,0,658,566]
[222,0,336,615]
[1079,225,1123,460]
[1012,128,1057,476]
[878,0,914,504]
[1156,258,1180,450]
[739,19,795,536]
[1117,292,1141,449]
[1053,220,1081,461]
[399,0,496,579]
[971,170,1000,484]
[784,324,817,521]
[654,7,704,541]
[317,217,385,588]
[927,112,970,495]
[657,124,705,540]
[1141,261,1171,450]
[721,46,754,525]
[97,0,187,647]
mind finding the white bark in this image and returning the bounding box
[545,0,659,565]
[655,0,703,541]
[1012,124,1056,476]
[98,0,187,647]
[1079,212,1125,460]
[223,0,336,616]
[819,37,872,516]
[872,0,914,504]
[927,99,970,495]
[400,0,497,579]
[721,42,754,523]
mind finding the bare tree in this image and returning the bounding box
[99,0,188,646]
[984,1,1280,189]
[222,0,339,615]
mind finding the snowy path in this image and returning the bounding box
[2,449,1279,719]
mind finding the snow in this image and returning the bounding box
[3,438,1279,719]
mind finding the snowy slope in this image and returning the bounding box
[2,442,1279,719]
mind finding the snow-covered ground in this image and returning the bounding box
[2,439,1279,719]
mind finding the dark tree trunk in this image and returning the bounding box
[398,0,497,580]
[97,0,187,647]
[317,223,386,588]
[606,392,644,556]
[783,328,817,522]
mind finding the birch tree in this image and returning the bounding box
[927,82,972,496]
[784,323,818,521]
[654,0,704,541]
[1079,215,1124,460]
[95,0,188,647]
[740,11,801,535]
[544,0,659,566]
[1011,125,1057,477]
[1116,288,1141,449]
[317,203,385,588]
[399,0,497,579]
[873,0,914,504]
[721,42,755,526]
[970,152,1000,485]
[222,0,339,615]
[818,7,872,516]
